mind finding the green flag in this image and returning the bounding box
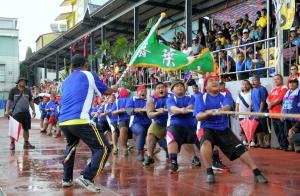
[129,28,215,72]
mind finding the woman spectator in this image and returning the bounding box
[197,31,206,47]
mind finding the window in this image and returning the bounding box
[0,64,5,82]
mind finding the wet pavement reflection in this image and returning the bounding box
[0,118,300,196]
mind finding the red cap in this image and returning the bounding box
[136,85,146,92]
[43,96,50,100]
[203,75,219,92]
[119,88,130,98]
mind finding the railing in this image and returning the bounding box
[213,37,300,80]
[104,37,300,88]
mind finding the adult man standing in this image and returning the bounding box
[5,77,36,150]
[194,76,268,184]
[267,74,288,150]
[59,54,117,193]
[251,76,270,148]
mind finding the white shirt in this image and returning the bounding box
[236,90,252,119]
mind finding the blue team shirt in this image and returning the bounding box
[166,95,196,127]
[282,88,300,121]
[39,102,47,115]
[152,95,168,126]
[251,85,268,113]
[90,105,100,123]
[193,92,234,131]
[59,70,108,123]
[112,97,130,122]
[45,101,57,116]
[105,103,118,123]
[127,97,151,126]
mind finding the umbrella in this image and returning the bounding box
[240,119,259,145]
[38,93,50,97]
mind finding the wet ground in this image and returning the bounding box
[0,117,300,196]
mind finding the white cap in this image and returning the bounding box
[290,27,296,32]
[217,31,223,34]
[243,29,249,33]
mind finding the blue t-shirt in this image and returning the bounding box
[112,97,130,122]
[245,58,252,70]
[251,85,268,113]
[45,101,57,116]
[152,95,168,126]
[282,88,300,121]
[39,102,47,115]
[166,95,196,127]
[90,105,100,123]
[193,92,234,131]
[127,97,151,126]
[191,92,202,106]
[236,60,245,72]
[59,70,108,123]
[105,103,118,123]
[98,105,107,122]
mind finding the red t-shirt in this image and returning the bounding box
[267,85,288,118]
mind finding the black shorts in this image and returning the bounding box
[167,126,197,150]
[99,120,110,133]
[118,120,129,129]
[110,122,119,135]
[201,128,246,161]
[117,121,133,139]
[13,112,31,131]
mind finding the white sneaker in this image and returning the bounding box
[62,179,73,187]
[250,141,256,147]
[242,140,248,145]
[75,175,101,193]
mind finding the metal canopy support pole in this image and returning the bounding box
[101,27,106,43]
[44,59,47,79]
[134,7,140,46]
[185,0,192,47]
[90,32,96,72]
[56,54,59,81]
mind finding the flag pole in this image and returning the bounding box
[116,12,167,85]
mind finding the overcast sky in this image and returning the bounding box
[0,0,64,61]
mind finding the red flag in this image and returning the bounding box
[8,116,22,141]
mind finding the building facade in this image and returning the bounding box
[0,17,19,101]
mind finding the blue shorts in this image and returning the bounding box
[41,113,47,120]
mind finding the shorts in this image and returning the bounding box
[148,122,167,140]
[201,128,246,161]
[118,120,129,129]
[110,122,119,134]
[41,113,47,120]
[118,121,133,139]
[13,112,31,131]
[99,120,110,133]
[48,116,57,124]
[166,126,197,150]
